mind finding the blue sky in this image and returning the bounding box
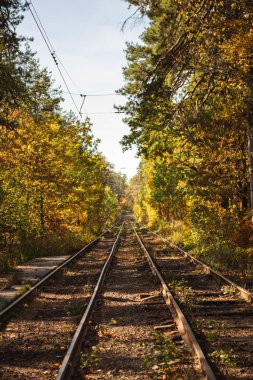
[19,0,146,179]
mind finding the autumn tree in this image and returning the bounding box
[122,0,253,265]
[0,0,33,129]
[0,1,124,270]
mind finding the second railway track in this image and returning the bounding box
[138,226,253,379]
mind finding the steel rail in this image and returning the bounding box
[56,223,124,380]
[133,226,216,380]
[0,224,118,324]
[142,226,253,303]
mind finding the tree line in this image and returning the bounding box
[121,0,253,272]
[0,1,126,271]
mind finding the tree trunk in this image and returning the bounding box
[247,68,253,221]
[247,124,253,221]
[40,192,45,235]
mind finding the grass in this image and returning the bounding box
[145,216,253,277]
[144,331,198,378]
[0,229,93,275]
[80,346,101,371]
[144,331,182,377]
[169,279,196,309]
[83,282,94,297]
[18,284,32,295]
[209,349,238,367]
[220,285,238,297]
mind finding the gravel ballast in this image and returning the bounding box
[75,227,199,379]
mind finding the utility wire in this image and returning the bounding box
[63,90,124,114]
[30,2,81,94]
[29,2,54,51]
[56,56,81,93]
[81,112,125,115]
[26,2,52,57]
[26,1,82,118]
[79,94,86,115]
[63,91,124,97]
[26,1,124,117]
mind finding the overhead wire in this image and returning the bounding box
[81,112,125,115]
[63,91,125,115]
[29,2,81,94]
[63,91,124,97]
[26,1,83,118]
[25,1,125,118]
[29,2,54,51]
[79,94,86,116]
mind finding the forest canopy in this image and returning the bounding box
[121,0,253,271]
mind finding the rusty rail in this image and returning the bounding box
[56,223,124,380]
[0,224,118,324]
[142,226,252,303]
[133,226,216,380]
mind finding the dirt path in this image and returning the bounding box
[0,255,70,307]
[75,227,200,380]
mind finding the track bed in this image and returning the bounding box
[140,229,253,379]
[0,233,117,380]
[74,228,200,379]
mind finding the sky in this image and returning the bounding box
[18,0,146,179]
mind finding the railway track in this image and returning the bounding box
[0,224,117,325]
[69,224,202,380]
[142,225,253,302]
[138,225,253,379]
[0,225,122,379]
[1,221,252,379]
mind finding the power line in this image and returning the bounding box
[55,56,81,93]
[26,2,52,57]
[26,1,82,118]
[62,91,125,115]
[63,91,124,97]
[29,2,54,51]
[30,2,81,94]
[26,2,125,118]
[82,112,125,115]
[28,4,124,105]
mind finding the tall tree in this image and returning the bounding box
[0,0,31,129]
[120,0,252,217]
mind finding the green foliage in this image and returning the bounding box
[124,0,253,273]
[169,279,195,308]
[80,346,101,370]
[209,349,238,367]
[0,1,41,129]
[144,331,183,377]
[0,114,125,270]
[18,284,32,295]
[220,285,238,297]
[0,2,126,272]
